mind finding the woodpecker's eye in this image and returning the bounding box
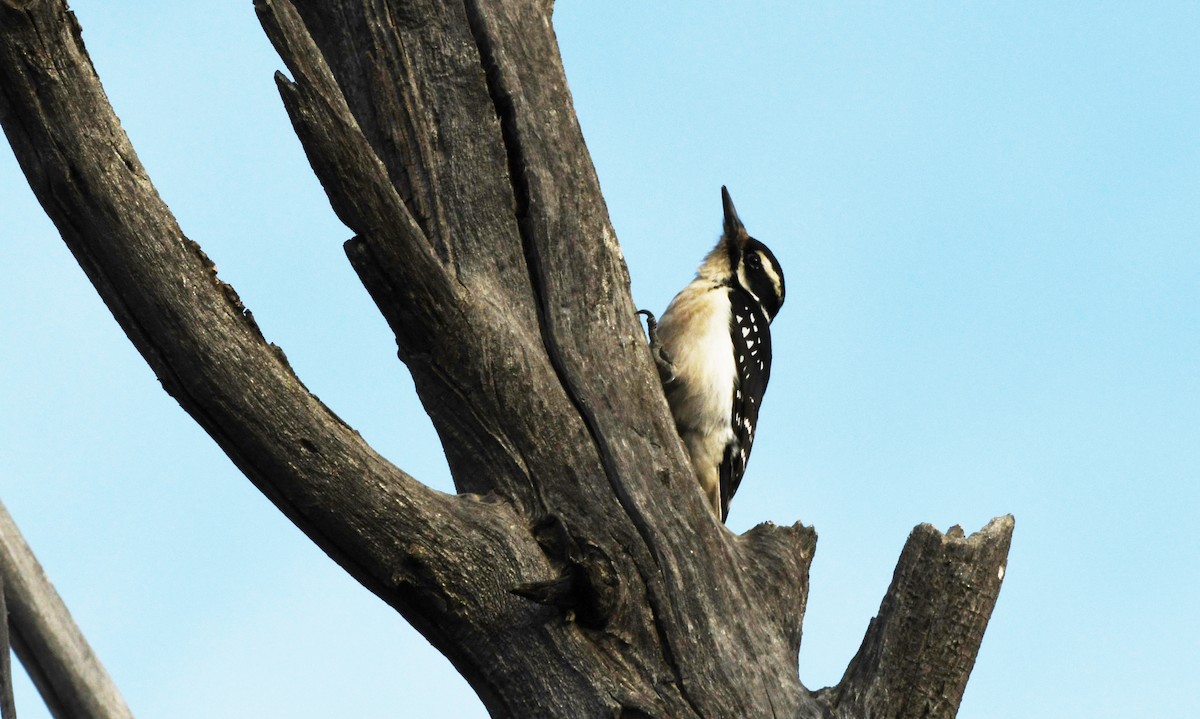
[746,253,762,271]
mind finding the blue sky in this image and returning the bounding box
[2,3,1197,717]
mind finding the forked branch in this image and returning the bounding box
[0,0,530,635]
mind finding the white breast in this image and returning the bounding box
[656,281,736,484]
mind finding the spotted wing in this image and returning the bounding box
[719,288,773,521]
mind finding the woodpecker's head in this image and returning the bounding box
[703,186,785,321]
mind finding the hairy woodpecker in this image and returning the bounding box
[643,187,785,522]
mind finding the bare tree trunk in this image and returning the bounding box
[0,1,1012,717]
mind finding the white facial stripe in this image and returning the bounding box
[736,250,783,320]
[759,253,783,304]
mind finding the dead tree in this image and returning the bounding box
[0,1,1013,717]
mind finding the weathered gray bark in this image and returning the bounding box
[0,1,1013,717]
[0,502,132,719]
[826,518,1013,718]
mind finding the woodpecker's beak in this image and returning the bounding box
[721,186,749,245]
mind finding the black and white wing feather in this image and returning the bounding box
[719,287,773,520]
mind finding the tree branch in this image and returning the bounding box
[0,0,539,653]
[255,0,547,501]
[826,516,1015,718]
[0,501,132,718]
[0,575,16,719]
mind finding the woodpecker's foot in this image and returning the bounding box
[637,309,676,384]
[637,309,659,340]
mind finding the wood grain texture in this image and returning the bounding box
[0,0,1014,716]
[0,501,132,719]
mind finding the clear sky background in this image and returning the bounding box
[2,2,1197,717]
